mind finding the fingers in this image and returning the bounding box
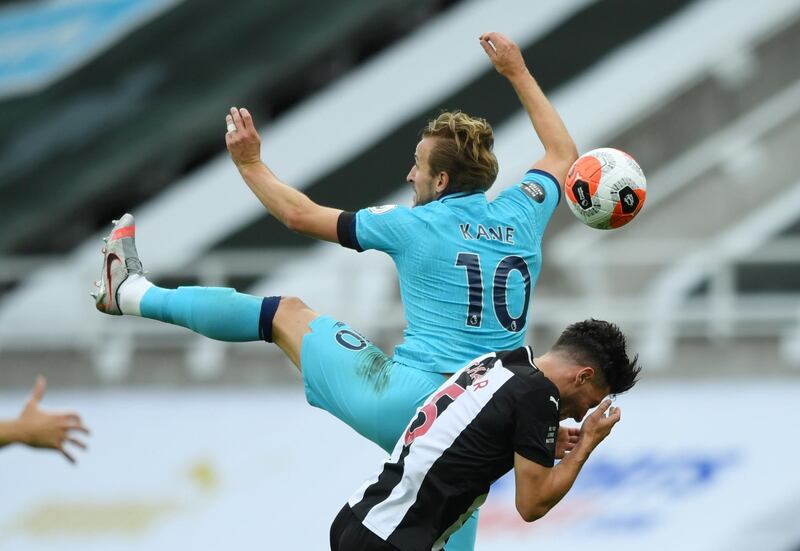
[30,375,46,404]
[230,107,244,131]
[52,412,89,433]
[226,107,257,139]
[65,419,90,435]
[479,38,496,60]
[240,107,253,131]
[65,436,87,450]
[58,425,89,463]
[479,32,500,57]
[59,446,76,465]
[70,424,90,435]
[479,32,512,49]
[593,399,613,417]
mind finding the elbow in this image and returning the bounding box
[566,143,579,165]
[282,208,307,234]
[559,140,579,166]
[516,501,550,523]
[543,141,578,169]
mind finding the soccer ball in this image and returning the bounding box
[565,148,646,229]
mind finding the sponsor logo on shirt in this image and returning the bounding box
[367,205,397,214]
[521,182,546,203]
[545,425,557,445]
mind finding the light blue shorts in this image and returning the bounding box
[300,315,478,551]
[301,316,444,452]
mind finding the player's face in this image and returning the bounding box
[561,382,609,423]
[407,138,438,206]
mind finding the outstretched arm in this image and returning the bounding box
[514,400,619,521]
[479,32,578,188]
[0,376,89,464]
[225,107,342,242]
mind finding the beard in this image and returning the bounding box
[413,182,436,206]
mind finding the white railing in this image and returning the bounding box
[1,231,799,380]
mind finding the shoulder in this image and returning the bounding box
[495,347,559,397]
[515,169,562,205]
[356,203,424,229]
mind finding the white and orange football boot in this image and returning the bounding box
[92,214,144,315]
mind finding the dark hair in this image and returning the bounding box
[422,111,499,193]
[552,319,641,395]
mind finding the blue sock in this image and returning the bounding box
[140,286,279,343]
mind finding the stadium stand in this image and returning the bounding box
[2,0,800,385]
[0,0,462,254]
[4,2,800,550]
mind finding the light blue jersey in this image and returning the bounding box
[342,169,561,374]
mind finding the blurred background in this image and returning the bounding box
[1,0,800,549]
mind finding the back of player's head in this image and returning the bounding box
[552,319,641,395]
[422,111,499,194]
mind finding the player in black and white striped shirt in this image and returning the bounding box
[330,319,640,551]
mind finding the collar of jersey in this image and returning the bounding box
[439,190,485,202]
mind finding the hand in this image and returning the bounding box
[17,376,89,464]
[578,400,620,450]
[479,32,528,79]
[225,106,262,168]
[555,425,580,459]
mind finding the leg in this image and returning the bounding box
[271,296,319,368]
[137,286,273,342]
[299,316,445,452]
[93,213,286,343]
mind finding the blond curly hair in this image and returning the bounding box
[422,111,499,193]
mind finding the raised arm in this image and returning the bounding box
[0,376,89,464]
[225,107,342,242]
[513,400,619,521]
[479,32,578,188]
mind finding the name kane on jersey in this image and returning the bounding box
[458,223,516,244]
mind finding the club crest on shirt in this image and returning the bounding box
[367,205,397,215]
[521,182,546,203]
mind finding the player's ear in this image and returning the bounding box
[576,366,595,386]
[435,171,450,193]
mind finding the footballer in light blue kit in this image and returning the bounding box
[93,32,579,551]
[341,170,560,376]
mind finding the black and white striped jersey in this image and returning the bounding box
[347,346,560,551]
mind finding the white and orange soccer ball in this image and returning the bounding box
[565,147,646,230]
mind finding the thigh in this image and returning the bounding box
[301,316,445,452]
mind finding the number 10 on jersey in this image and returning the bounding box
[455,253,532,332]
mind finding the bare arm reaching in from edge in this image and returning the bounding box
[479,32,579,188]
[225,106,342,242]
[0,376,89,464]
[514,399,620,521]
